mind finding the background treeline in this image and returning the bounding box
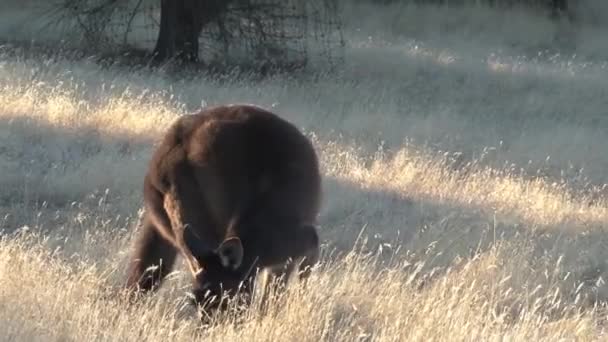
[348,0,569,16]
[349,0,566,8]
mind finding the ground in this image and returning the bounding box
[2,1,608,341]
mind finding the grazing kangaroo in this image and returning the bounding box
[125,104,322,312]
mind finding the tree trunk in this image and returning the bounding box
[153,0,233,64]
[152,0,198,62]
[551,0,567,14]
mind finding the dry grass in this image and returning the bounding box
[0,231,601,341]
[3,2,608,340]
[2,69,608,341]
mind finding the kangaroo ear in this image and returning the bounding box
[216,237,243,270]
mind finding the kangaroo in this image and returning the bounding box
[125,104,322,312]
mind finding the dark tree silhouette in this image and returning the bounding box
[48,0,344,70]
[152,0,234,62]
[551,0,567,15]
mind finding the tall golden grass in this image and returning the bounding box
[3,9,608,338]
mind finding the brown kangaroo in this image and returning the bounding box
[125,104,322,312]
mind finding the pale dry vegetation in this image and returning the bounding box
[3,1,608,341]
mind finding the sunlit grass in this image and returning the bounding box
[0,228,603,341]
[2,68,608,340]
[3,4,608,338]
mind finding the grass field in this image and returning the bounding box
[3,1,608,341]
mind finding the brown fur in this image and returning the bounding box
[125,104,322,311]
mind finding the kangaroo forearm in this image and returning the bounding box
[143,178,177,246]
